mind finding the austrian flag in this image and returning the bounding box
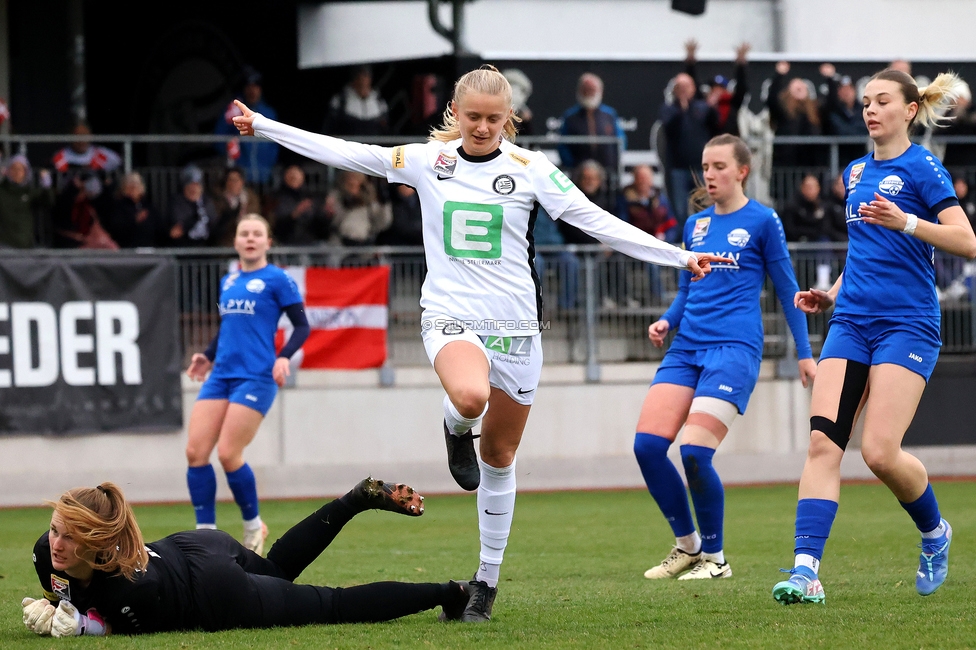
[276,266,390,369]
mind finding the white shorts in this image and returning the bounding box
[421,315,543,406]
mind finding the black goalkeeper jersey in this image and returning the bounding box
[33,532,195,634]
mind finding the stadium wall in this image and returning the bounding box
[2,361,974,508]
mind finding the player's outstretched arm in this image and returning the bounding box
[232,100,392,179]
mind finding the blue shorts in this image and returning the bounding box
[651,345,762,414]
[197,376,278,416]
[820,314,941,380]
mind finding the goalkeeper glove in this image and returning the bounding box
[22,597,55,636]
[51,600,106,637]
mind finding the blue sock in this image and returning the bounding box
[794,498,839,561]
[225,463,260,521]
[680,445,724,554]
[634,433,695,537]
[187,464,217,526]
[899,483,942,534]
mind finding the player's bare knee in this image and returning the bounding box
[186,444,209,466]
[452,388,489,419]
[216,449,244,472]
[860,441,897,477]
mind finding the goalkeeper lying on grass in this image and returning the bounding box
[22,478,471,636]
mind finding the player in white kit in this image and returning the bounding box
[231,65,730,622]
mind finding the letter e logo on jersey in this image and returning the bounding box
[443,201,503,259]
[848,163,865,189]
[492,175,516,195]
[549,169,575,193]
[879,175,905,196]
[727,228,751,247]
[245,279,266,293]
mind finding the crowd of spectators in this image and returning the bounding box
[1,55,973,272]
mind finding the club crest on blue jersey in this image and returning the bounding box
[245,278,266,293]
[878,174,905,196]
[433,152,457,176]
[727,228,751,247]
[492,174,516,195]
[848,162,865,189]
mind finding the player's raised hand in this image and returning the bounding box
[687,252,735,281]
[647,320,671,348]
[231,100,257,136]
[794,288,834,314]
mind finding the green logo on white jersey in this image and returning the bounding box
[443,201,503,259]
[549,169,575,193]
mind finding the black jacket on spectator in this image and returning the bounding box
[108,195,166,248]
[766,72,824,168]
[824,193,849,242]
[659,99,719,172]
[169,193,220,247]
[819,74,869,165]
[780,192,829,242]
[270,185,330,245]
[686,61,748,137]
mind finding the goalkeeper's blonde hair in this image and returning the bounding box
[870,68,967,131]
[429,64,520,143]
[50,482,146,581]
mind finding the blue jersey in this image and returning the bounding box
[211,264,303,380]
[838,144,957,320]
[663,199,811,359]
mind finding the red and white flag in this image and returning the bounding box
[276,266,390,369]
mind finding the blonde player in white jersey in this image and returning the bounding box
[231,65,731,623]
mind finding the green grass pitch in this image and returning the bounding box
[1,481,973,649]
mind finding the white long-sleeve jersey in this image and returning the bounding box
[252,114,694,335]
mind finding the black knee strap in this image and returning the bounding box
[810,360,870,451]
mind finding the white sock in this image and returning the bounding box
[794,553,820,574]
[703,550,725,565]
[243,515,263,532]
[444,394,488,435]
[921,520,946,539]
[476,560,501,588]
[676,531,701,554]
[196,523,218,530]
[476,457,516,588]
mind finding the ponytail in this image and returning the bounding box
[870,68,967,131]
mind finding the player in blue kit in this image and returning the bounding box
[636,134,816,581]
[184,214,310,556]
[772,69,976,604]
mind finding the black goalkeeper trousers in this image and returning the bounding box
[173,499,451,631]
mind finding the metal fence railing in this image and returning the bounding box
[4,243,975,377]
[168,243,976,375]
